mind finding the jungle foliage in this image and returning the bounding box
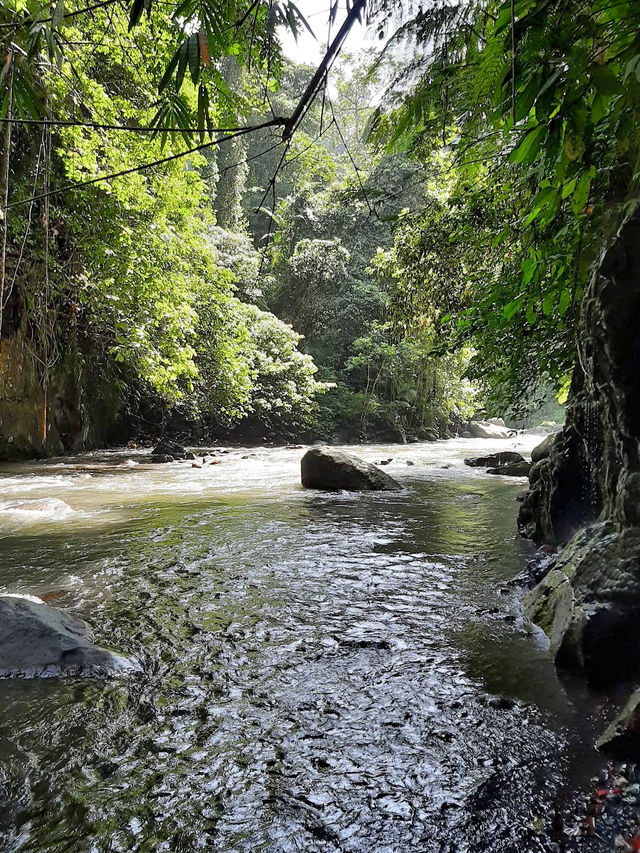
[369,0,640,415]
[1,0,637,447]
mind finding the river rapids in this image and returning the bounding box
[0,438,618,852]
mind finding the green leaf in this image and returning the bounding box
[52,0,64,28]
[492,226,511,247]
[624,55,640,83]
[188,33,200,85]
[558,289,571,316]
[128,0,145,30]
[522,255,537,284]
[509,125,546,164]
[571,171,591,215]
[158,49,180,93]
[515,74,541,123]
[504,297,523,320]
[590,93,609,124]
[494,5,512,35]
[523,185,557,225]
[590,65,621,97]
[175,39,189,91]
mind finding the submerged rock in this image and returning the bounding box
[597,690,640,757]
[301,447,401,492]
[487,460,532,477]
[0,596,135,679]
[465,451,525,468]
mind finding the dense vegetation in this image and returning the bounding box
[0,0,637,451]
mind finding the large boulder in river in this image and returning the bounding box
[466,420,512,439]
[0,596,135,678]
[301,447,401,491]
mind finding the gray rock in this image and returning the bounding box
[0,596,135,679]
[597,690,640,757]
[487,460,532,477]
[467,420,511,439]
[487,417,506,427]
[150,454,174,463]
[531,433,558,464]
[301,446,401,492]
[465,451,525,468]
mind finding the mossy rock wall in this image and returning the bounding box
[0,328,122,460]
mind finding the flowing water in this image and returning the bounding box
[0,438,610,852]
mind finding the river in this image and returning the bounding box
[0,438,617,852]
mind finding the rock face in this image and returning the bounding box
[0,324,122,460]
[519,215,640,547]
[523,524,640,686]
[301,447,401,491]
[531,433,558,465]
[0,596,134,678]
[520,215,640,687]
[596,689,640,757]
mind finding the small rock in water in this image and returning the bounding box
[487,695,516,710]
[406,460,415,466]
[465,451,525,468]
[487,460,532,477]
[151,454,174,464]
[152,440,187,460]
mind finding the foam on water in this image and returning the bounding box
[0,497,77,523]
